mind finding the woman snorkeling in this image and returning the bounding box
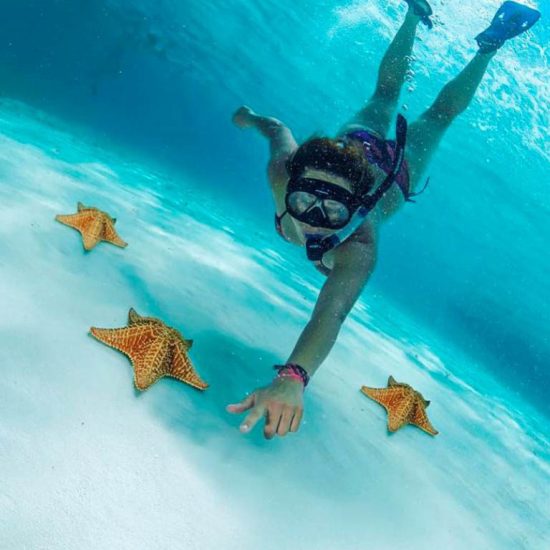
[226,1,540,439]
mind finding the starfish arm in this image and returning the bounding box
[128,309,165,327]
[388,375,398,386]
[128,308,142,325]
[81,216,104,250]
[134,335,171,390]
[410,403,439,436]
[56,212,103,250]
[361,386,407,411]
[90,325,168,390]
[90,325,157,355]
[55,213,71,226]
[361,386,413,432]
[103,219,128,248]
[171,341,208,390]
[387,396,414,433]
[55,212,92,230]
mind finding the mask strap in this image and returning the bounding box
[285,149,298,177]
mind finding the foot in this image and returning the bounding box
[405,0,433,29]
[475,1,541,54]
[232,105,257,129]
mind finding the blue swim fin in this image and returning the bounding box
[476,1,541,53]
[406,0,433,29]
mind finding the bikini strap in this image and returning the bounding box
[405,176,431,202]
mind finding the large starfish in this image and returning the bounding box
[56,202,127,251]
[90,308,208,391]
[361,376,438,436]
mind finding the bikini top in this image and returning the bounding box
[342,129,411,199]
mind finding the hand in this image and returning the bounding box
[231,105,256,129]
[226,378,304,439]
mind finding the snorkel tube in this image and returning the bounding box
[306,114,409,264]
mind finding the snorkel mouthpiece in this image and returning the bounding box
[306,234,339,261]
[305,237,325,261]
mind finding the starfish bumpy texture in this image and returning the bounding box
[361,376,438,436]
[56,202,127,251]
[90,308,208,391]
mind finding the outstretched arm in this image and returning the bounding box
[227,229,377,439]
[286,236,377,375]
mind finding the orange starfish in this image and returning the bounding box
[361,376,438,436]
[90,308,208,391]
[56,202,127,251]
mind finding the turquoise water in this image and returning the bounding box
[1,1,549,549]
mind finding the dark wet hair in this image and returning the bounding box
[286,137,375,196]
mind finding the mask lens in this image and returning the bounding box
[323,199,350,225]
[287,191,318,214]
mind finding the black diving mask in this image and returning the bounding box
[285,177,361,229]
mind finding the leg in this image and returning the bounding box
[339,10,422,137]
[406,51,495,189]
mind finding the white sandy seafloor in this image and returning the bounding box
[0,101,548,550]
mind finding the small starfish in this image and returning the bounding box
[56,202,127,251]
[361,376,438,436]
[90,308,208,391]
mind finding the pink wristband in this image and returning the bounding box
[276,370,304,385]
[273,363,310,390]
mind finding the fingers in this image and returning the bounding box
[226,394,254,414]
[264,404,283,439]
[290,408,303,433]
[240,404,266,433]
[227,392,304,438]
[277,407,295,437]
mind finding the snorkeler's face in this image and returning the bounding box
[286,168,357,232]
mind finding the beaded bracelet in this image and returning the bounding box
[273,363,310,389]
